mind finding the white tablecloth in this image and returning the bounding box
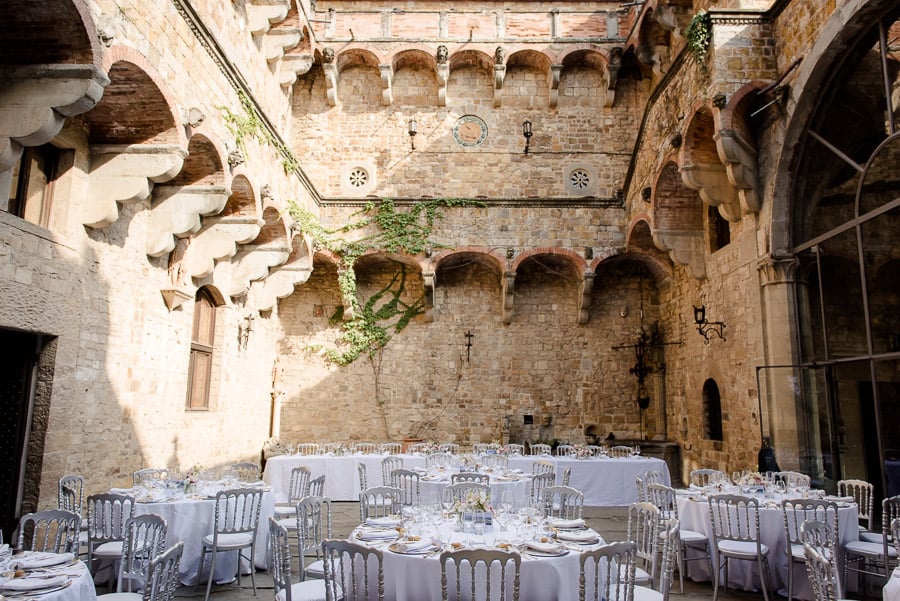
[676,492,858,600]
[133,490,274,585]
[418,474,531,507]
[1,557,96,601]
[885,568,900,601]
[506,456,670,506]
[264,454,428,502]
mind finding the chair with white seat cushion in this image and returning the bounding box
[100,513,167,598]
[690,468,727,487]
[17,509,80,554]
[229,462,261,482]
[86,493,136,583]
[296,496,332,581]
[646,482,712,593]
[438,442,460,454]
[529,472,555,511]
[296,443,320,456]
[381,456,403,487]
[481,454,508,470]
[782,498,840,601]
[359,486,401,520]
[532,460,554,475]
[800,519,842,601]
[543,485,584,520]
[324,539,384,601]
[425,452,454,469]
[308,475,326,498]
[451,472,488,485]
[708,494,773,601]
[353,442,378,454]
[379,442,401,455]
[804,540,847,601]
[58,474,85,516]
[634,518,680,601]
[843,494,900,591]
[556,444,577,457]
[627,501,661,589]
[579,540,636,601]
[270,518,327,601]
[441,547,521,601]
[837,479,874,536]
[442,482,490,508]
[609,446,635,459]
[195,488,264,601]
[275,466,311,524]
[390,469,421,507]
[143,542,184,601]
[505,444,525,456]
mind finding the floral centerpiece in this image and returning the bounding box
[458,454,480,471]
[574,444,593,459]
[182,464,202,494]
[451,488,493,527]
[420,440,441,454]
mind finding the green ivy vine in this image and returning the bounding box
[219,91,300,174]
[685,10,713,74]
[287,197,483,366]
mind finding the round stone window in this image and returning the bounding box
[348,167,369,188]
[569,169,590,190]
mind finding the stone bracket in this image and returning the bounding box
[679,163,742,222]
[605,48,622,108]
[183,215,264,278]
[213,244,291,298]
[160,287,194,311]
[379,64,393,106]
[254,237,314,311]
[715,128,761,215]
[85,144,187,229]
[493,64,506,108]
[422,271,435,323]
[437,63,449,107]
[549,64,562,109]
[323,62,339,107]
[263,28,302,64]
[578,271,595,325]
[277,54,314,88]
[502,271,515,324]
[652,229,706,280]
[247,0,290,35]
[145,184,231,258]
[0,64,109,171]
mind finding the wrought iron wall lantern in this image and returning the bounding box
[238,314,255,350]
[408,119,417,151]
[522,120,533,154]
[693,304,726,343]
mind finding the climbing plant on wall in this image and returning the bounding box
[287,197,482,366]
[685,10,713,75]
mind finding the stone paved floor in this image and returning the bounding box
[169,503,770,600]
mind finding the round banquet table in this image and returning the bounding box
[263,453,428,502]
[505,455,670,506]
[352,526,606,601]
[885,567,900,601]
[1,555,96,601]
[131,486,275,585]
[676,490,859,601]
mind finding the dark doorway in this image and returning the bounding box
[0,328,42,543]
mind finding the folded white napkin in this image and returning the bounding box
[14,552,74,569]
[110,487,133,494]
[824,496,855,503]
[524,540,562,554]
[550,518,586,529]
[556,530,599,543]
[393,539,433,553]
[2,575,68,591]
[365,516,400,528]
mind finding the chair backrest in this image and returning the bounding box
[408,442,429,453]
[892,517,900,558]
[472,443,497,455]
[358,462,368,490]
[17,509,80,553]
[133,468,169,487]
[708,494,762,545]
[646,482,678,521]
[309,474,326,498]
[382,456,403,486]
[881,495,900,540]
[230,462,260,482]
[426,452,455,469]
[635,474,646,503]
[439,443,460,454]
[562,467,572,487]
[452,472,489,485]
[837,479,874,530]
[505,444,525,456]
[288,466,312,503]
[530,472,556,510]
[142,541,184,601]
[556,444,577,457]
[442,482,491,507]
[353,442,378,454]
[296,443,320,455]
[323,538,384,601]
[269,517,296,600]
[87,492,136,544]
[800,519,842,599]
[390,469,421,507]
[608,445,634,458]
[296,496,332,561]
[579,540,636,601]
[657,518,680,601]
[481,454,508,470]
[803,541,838,601]
[544,485,584,520]
[627,501,661,588]
[532,460,554,475]
[119,514,168,593]
[321,442,343,454]
[643,470,664,487]
[58,474,84,515]
[379,442,402,455]
[359,486,402,519]
[782,498,840,548]
[530,443,551,456]
[584,445,602,457]
[440,547,521,601]
[775,471,812,489]
[690,468,727,487]
[211,488,264,541]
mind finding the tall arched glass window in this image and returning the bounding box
[186,287,217,410]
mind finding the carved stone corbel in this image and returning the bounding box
[247,0,290,35]
[145,184,231,257]
[549,64,562,109]
[679,163,742,222]
[605,47,623,108]
[322,48,339,107]
[436,46,449,107]
[578,271,595,325]
[379,64,393,106]
[502,271,515,324]
[422,271,435,323]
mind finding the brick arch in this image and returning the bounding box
[593,251,672,285]
[510,247,586,274]
[221,174,260,218]
[651,160,705,279]
[679,105,741,222]
[336,48,382,73]
[313,249,343,268]
[558,48,617,108]
[0,0,101,67]
[449,49,494,77]
[506,49,552,72]
[431,248,507,278]
[169,129,229,188]
[354,251,423,274]
[87,46,185,146]
[392,47,438,73]
[255,206,291,246]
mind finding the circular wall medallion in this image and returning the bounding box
[453,115,488,147]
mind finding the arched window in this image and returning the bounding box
[703,378,723,441]
[708,206,730,252]
[186,287,217,410]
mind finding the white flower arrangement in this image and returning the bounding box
[451,488,492,515]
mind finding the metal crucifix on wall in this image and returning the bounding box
[465,330,474,362]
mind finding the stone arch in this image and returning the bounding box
[512,249,591,325]
[558,48,618,108]
[504,50,551,109]
[624,219,674,284]
[431,248,507,278]
[770,0,900,253]
[0,0,101,67]
[447,49,495,107]
[651,160,705,279]
[391,48,439,107]
[431,249,505,323]
[593,250,672,288]
[256,205,291,247]
[83,47,187,229]
[511,247,586,273]
[633,6,672,76]
[335,48,383,109]
[679,105,741,222]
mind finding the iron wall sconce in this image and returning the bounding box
[408,119,417,151]
[522,120,533,154]
[238,314,255,350]
[693,304,726,343]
